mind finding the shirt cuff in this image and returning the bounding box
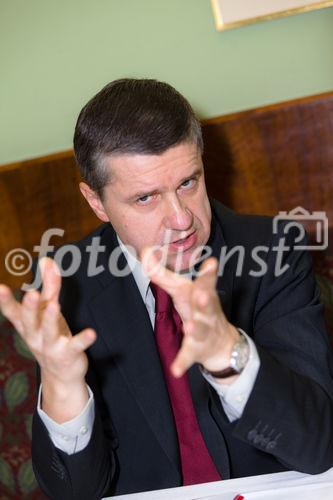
[201,329,260,422]
[37,384,95,454]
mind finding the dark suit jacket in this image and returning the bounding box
[32,200,333,499]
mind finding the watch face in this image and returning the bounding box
[231,336,250,372]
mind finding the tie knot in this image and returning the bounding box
[150,283,173,314]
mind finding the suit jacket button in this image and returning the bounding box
[247,429,257,441]
[266,440,277,451]
[261,436,270,447]
[254,434,263,445]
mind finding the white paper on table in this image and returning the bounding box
[241,483,333,499]
[201,468,333,500]
[202,484,333,500]
[108,467,333,500]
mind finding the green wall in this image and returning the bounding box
[1,0,333,164]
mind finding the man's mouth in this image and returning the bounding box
[167,230,197,252]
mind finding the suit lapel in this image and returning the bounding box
[209,203,234,321]
[188,364,231,478]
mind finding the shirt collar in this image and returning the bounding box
[117,236,192,303]
[117,236,151,302]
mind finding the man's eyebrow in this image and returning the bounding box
[178,167,202,185]
[130,188,159,200]
[129,166,203,201]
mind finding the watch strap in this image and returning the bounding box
[201,365,240,379]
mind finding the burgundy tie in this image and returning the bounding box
[150,283,221,485]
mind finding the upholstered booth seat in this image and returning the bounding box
[0,292,47,499]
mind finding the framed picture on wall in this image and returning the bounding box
[211,0,333,31]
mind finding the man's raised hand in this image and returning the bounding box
[0,257,96,422]
[141,248,240,381]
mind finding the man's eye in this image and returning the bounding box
[180,178,195,189]
[136,195,152,205]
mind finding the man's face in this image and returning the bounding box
[87,142,211,272]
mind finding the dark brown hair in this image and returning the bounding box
[73,78,203,196]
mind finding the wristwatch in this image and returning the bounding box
[201,332,250,379]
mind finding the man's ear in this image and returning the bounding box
[79,182,109,222]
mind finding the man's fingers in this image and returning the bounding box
[69,329,97,353]
[196,257,218,289]
[40,301,63,343]
[141,247,184,294]
[193,258,218,314]
[0,285,24,334]
[191,287,224,330]
[184,315,209,345]
[40,257,62,303]
[170,339,195,378]
[192,258,222,318]
[21,290,41,334]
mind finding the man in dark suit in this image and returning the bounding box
[0,79,332,500]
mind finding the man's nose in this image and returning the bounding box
[163,195,193,230]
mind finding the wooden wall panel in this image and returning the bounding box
[202,92,333,224]
[0,152,99,287]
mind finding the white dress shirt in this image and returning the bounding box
[37,238,260,454]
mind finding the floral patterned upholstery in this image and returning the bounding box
[0,293,47,499]
[0,253,332,498]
